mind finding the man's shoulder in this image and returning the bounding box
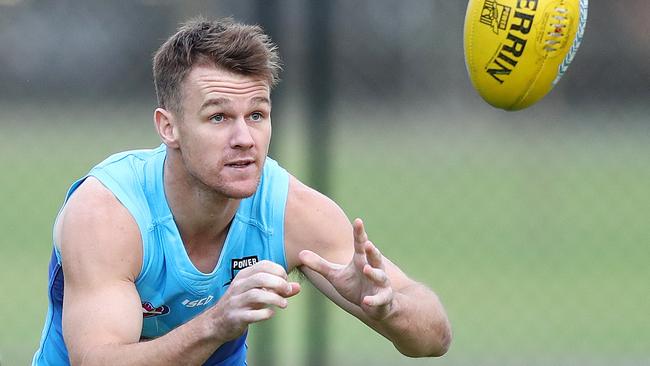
[56,176,143,280]
[285,175,344,218]
[284,175,353,269]
[60,176,141,239]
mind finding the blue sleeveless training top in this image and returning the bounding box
[33,144,290,365]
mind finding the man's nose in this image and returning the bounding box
[230,117,255,149]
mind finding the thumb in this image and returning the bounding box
[298,250,336,279]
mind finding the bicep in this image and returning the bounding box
[58,178,143,362]
[62,275,143,357]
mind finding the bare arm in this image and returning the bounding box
[284,175,452,357]
[60,178,299,366]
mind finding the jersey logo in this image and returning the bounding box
[142,302,170,318]
[223,255,259,286]
[182,295,214,308]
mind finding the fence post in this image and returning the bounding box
[305,1,334,366]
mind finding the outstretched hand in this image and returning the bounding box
[299,218,394,320]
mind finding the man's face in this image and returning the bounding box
[173,64,272,199]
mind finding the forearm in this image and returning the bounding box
[303,268,451,357]
[369,282,452,357]
[74,312,223,366]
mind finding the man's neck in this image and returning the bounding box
[163,152,240,252]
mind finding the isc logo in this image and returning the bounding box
[181,295,214,308]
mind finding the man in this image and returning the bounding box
[33,18,451,365]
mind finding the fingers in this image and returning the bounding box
[353,219,394,315]
[353,219,383,267]
[241,308,276,324]
[298,250,337,278]
[239,288,289,309]
[353,218,369,255]
[239,283,301,308]
[363,264,389,287]
[236,260,288,280]
[234,272,294,296]
[362,287,393,307]
[286,282,301,298]
[364,241,384,269]
[228,260,301,300]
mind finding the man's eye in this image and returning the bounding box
[250,112,263,122]
[210,114,225,123]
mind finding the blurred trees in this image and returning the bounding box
[0,0,647,105]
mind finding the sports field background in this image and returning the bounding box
[1,1,649,365]
[1,100,648,365]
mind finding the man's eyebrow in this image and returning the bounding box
[199,96,270,112]
[199,97,231,112]
[250,96,271,107]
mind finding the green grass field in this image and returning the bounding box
[1,101,648,365]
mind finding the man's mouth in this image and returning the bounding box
[225,159,255,168]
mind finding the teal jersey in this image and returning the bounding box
[33,144,290,365]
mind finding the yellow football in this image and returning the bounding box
[464,0,588,111]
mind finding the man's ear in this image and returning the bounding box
[154,107,180,148]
